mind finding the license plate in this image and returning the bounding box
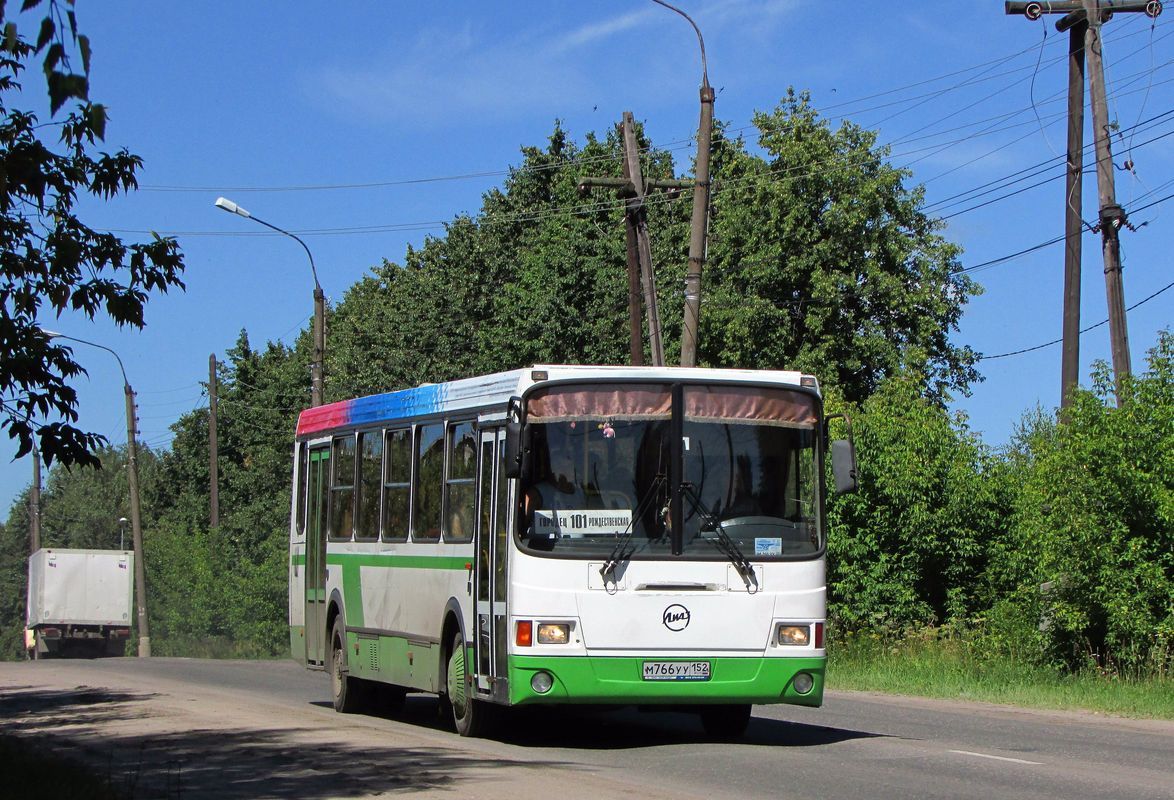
[642,660,711,681]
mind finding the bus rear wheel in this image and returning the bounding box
[699,703,752,740]
[446,632,492,737]
[331,617,367,713]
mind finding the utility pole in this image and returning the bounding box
[1060,11,1088,410]
[579,114,691,367]
[1005,0,1160,405]
[29,447,41,552]
[208,354,219,529]
[624,113,666,367]
[124,383,150,656]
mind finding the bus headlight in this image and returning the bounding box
[537,623,570,644]
[777,624,810,646]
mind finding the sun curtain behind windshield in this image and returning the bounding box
[520,382,822,559]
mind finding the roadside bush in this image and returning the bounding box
[992,331,1173,675]
[826,373,1009,633]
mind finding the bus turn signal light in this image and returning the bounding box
[516,620,533,647]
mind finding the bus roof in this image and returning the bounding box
[295,365,817,438]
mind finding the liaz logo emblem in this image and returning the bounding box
[662,604,691,631]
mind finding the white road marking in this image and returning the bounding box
[949,749,1042,765]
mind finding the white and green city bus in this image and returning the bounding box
[289,365,856,737]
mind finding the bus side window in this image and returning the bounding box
[329,434,356,540]
[355,430,382,540]
[445,421,476,542]
[413,423,444,541]
[382,428,411,541]
[295,442,308,537]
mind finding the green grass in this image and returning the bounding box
[0,736,130,799]
[828,631,1174,719]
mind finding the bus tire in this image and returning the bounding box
[699,703,752,740]
[446,631,491,737]
[330,617,366,713]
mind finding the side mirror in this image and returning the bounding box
[830,439,858,494]
[504,396,525,479]
[824,413,859,495]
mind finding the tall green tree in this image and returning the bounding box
[702,92,979,403]
[0,1,184,467]
[326,99,977,407]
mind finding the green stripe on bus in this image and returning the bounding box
[290,552,469,570]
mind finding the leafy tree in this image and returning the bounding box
[0,1,184,467]
[326,101,977,408]
[150,331,305,655]
[702,91,979,403]
[990,332,1173,674]
[826,376,1007,632]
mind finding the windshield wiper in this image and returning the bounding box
[679,482,759,592]
[599,473,665,584]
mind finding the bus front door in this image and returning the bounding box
[305,445,330,666]
[474,428,509,701]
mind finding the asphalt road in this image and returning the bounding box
[1,657,1170,799]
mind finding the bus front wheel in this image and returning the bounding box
[446,632,492,737]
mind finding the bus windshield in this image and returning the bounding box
[517,382,822,560]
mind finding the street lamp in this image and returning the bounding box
[118,517,128,551]
[215,197,326,406]
[41,329,151,657]
[651,0,714,368]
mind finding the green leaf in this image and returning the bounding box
[3,22,17,53]
[35,15,52,50]
[20,0,43,11]
[41,40,62,74]
[78,33,89,75]
[87,102,105,140]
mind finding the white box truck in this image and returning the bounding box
[26,548,134,658]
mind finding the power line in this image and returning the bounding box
[979,279,1174,360]
[134,18,1168,197]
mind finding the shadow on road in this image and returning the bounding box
[352,694,885,750]
[1,687,576,799]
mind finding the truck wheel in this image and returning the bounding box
[446,632,492,737]
[699,704,752,740]
[330,617,366,713]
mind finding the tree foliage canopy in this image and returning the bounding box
[0,1,185,467]
[326,96,979,406]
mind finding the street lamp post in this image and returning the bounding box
[652,0,714,368]
[215,197,325,407]
[42,330,151,657]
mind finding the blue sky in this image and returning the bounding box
[4,1,1171,515]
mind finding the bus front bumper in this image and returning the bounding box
[508,654,825,707]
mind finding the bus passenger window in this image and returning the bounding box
[445,421,476,542]
[330,434,356,540]
[382,428,411,541]
[356,431,382,540]
[414,423,444,541]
